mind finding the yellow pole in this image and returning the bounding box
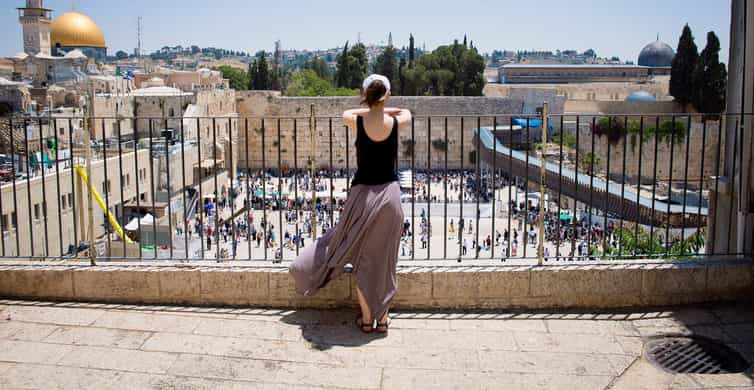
[74,165,134,244]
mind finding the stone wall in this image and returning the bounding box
[236,91,565,170]
[484,76,670,101]
[1,260,751,309]
[568,117,724,186]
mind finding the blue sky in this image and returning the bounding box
[2,0,732,63]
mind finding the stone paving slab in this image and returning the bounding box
[0,300,753,389]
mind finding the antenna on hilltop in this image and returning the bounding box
[357,32,362,44]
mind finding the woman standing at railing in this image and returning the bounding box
[290,74,411,334]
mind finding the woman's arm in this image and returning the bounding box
[386,108,412,129]
[342,108,370,129]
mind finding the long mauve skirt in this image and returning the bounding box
[289,181,404,320]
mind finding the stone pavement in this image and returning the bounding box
[0,300,752,389]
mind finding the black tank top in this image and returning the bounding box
[351,115,399,186]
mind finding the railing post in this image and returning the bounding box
[85,84,96,265]
[538,102,548,265]
[310,104,317,240]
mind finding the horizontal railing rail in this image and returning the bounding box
[0,110,750,264]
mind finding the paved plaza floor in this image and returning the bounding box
[0,300,752,389]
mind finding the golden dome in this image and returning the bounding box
[50,11,106,48]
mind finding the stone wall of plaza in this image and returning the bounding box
[567,117,722,186]
[484,76,671,102]
[92,94,136,138]
[235,91,565,170]
[0,149,153,257]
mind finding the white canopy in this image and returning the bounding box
[124,214,154,231]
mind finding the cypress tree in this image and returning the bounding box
[670,24,699,107]
[409,34,415,67]
[692,31,727,117]
[255,54,270,90]
[247,61,257,90]
[335,42,350,88]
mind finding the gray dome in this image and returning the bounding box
[638,40,675,67]
[625,91,657,102]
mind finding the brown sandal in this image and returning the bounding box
[356,317,374,334]
[376,317,390,333]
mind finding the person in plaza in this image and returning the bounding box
[290,74,412,334]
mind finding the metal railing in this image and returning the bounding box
[0,109,750,264]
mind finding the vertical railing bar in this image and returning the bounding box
[117,120,126,258]
[711,119,722,256]
[212,118,219,262]
[587,117,596,259]
[345,124,350,194]
[196,118,204,260]
[475,116,481,259]
[443,116,448,260]
[680,116,692,251]
[726,119,739,253]
[618,116,628,258]
[633,117,644,256]
[665,116,676,257]
[328,118,334,228]
[696,118,707,249]
[100,119,109,257]
[491,116,497,259]
[556,116,564,259]
[0,119,6,255]
[39,117,49,256]
[570,116,580,260]
[458,117,464,262]
[54,118,63,257]
[0,119,8,255]
[244,118,251,260]
[294,119,300,256]
[602,117,611,254]
[148,119,157,259]
[426,117,431,260]
[261,119,267,261]
[134,118,142,259]
[180,117,188,261]
[227,119,235,259]
[411,117,415,260]
[277,118,283,262]
[506,116,513,260]
[523,117,530,259]
[24,118,34,257]
[11,117,21,256]
[649,116,660,254]
[165,116,173,259]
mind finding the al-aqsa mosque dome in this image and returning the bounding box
[638,38,675,68]
[50,11,107,61]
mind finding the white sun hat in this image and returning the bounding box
[362,74,391,100]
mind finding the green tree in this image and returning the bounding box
[247,61,257,90]
[347,43,368,89]
[285,69,359,96]
[304,56,331,81]
[408,34,415,67]
[215,65,249,91]
[692,31,727,117]
[399,40,485,96]
[670,24,699,108]
[397,57,406,95]
[335,42,350,88]
[374,42,398,92]
[253,53,271,90]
